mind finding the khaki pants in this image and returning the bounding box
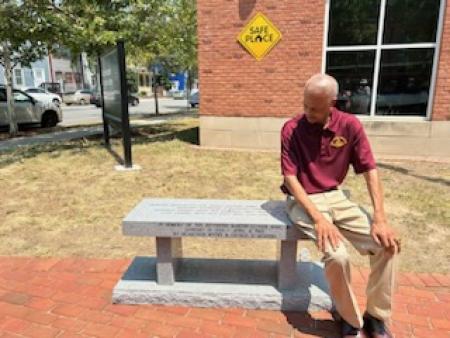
[286,189,397,329]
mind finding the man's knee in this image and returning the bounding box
[323,243,349,266]
[376,246,398,260]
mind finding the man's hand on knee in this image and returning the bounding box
[314,216,344,253]
[371,219,401,254]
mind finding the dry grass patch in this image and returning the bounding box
[0,117,449,273]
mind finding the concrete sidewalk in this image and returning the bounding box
[0,113,197,152]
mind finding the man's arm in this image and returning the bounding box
[363,168,400,254]
[284,175,343,252]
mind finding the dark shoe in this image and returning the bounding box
[341,319,364,338]
[363,313,393,338]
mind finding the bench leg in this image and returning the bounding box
[277,240,298,290]
[156,237,183,285]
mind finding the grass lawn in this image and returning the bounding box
[0,117,449,273]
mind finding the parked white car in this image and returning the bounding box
[23,87,62,105]
[63,89,93,105]
[189,90,199,108]
[0,88,63,128]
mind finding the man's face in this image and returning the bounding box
[303,91,334,124]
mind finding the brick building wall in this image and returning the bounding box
[432,2,450,121]
[198,0,325,118]
[197,0,450,157]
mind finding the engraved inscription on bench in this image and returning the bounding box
[146,223,281,238]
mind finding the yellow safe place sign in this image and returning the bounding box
[237,12,282,61]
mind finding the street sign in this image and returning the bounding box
[99,41,133,168]
[237,12,282,61]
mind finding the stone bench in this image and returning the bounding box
[113,198,331,311]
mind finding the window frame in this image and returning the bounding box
[33,68,45,88]
[13,68,24,87]
[321,0,446,121]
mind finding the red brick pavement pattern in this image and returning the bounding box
[0,257,449,338]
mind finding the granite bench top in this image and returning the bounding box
[123,198,309,240]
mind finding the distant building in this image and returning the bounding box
[0,49,93,93]
[49,50,93,92]
[129,66,152,96]
[0,58,50,89]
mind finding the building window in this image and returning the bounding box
[138,73,150,87]
[33,68,45,87]
[65,72,73,83]
[327,51,375,115]
[328,0,380,46]
[325,0,443,118]
[13,68,24,87]
[74,72,81,85]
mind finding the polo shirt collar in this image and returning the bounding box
[301,107,339,133]
[324,107,339,133]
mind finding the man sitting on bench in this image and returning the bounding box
[281,73,400,338]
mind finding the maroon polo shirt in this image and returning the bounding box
[280,108,376,195]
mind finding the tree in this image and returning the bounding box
[52,1,137,57]
[128,0,198,113]
[57,0,172,115]
[0,0,198,137]
[126,69,139,94]
[164,0,198,98]
[0,0,66,136]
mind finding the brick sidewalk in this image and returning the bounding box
[0,257,448,338]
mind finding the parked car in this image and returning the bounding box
[172,90,186,100]
[38,82,63,97]
[189,91,199,108]
[92,92,140,107]
[0,88,63,128]
[128,94,140,106]
[63,89,93,105]
[24,87,62,105]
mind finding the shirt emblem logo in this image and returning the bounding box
[330,136,348,148]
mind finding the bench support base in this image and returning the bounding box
[156,237,182,285]
[155,237,301,290]
[277,240,298,290]
[113,256,332,312]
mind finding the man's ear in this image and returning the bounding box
[331,99,337,107]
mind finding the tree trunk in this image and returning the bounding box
[187,69,191,96]
[2,43,18,137]
[153,79,159,115]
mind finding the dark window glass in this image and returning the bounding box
[376,49,434,116]
[326,51,376,115]
[65,72,73,83]
[26,88,45,93]
[383,0,441,44]
[13,91,31,102]
[328,0,381,46]
[0,90,6,102]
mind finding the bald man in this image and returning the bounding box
[281,74,400,338]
